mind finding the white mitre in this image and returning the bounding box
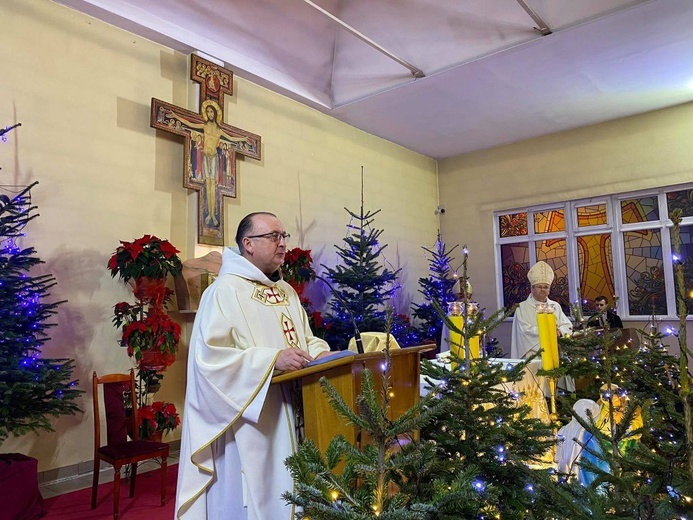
[527,261,555,286]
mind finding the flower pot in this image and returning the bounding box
[146,430,164,442]
[0,454,45,519]
[139,350,176,372]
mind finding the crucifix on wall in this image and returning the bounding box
[150,54,262,246]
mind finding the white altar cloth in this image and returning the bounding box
[421,355,551,423]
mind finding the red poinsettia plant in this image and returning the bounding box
[280,247,329,338]
[113,306,180,364]
[108,234,183,283]
[109,234,183,369]
[282,247,314,285]
[138,401,180,439]
[308,309,328,339]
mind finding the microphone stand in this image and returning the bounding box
[298,268,364,354]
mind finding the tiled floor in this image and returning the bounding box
[39,449,179,499]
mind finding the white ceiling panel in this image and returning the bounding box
[53,0,693,158]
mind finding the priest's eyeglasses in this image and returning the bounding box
[246,232,291,243]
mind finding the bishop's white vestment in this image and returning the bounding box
[175,248,330,519]
[510,295,572,360]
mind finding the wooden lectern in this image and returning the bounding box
[271,344,435,454]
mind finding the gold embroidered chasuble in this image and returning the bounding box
[175,248,329,519]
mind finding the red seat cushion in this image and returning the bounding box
[99,440,169,460]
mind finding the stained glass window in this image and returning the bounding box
[667,189,693,218]
[623,229,666,315]
[496,183,693,320]
[576,204,607,228]
[621,196,659,224]
[499,212,527,238]
[535,239,569,312]
[577,234,614,308]
[500,242,529,309]
[534,209,565,234]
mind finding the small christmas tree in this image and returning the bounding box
[321,192,401,350]
[0,181,81,442]
[284,309,443,518]
[419,254,561,519]
[411,231,459,347]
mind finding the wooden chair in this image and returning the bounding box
[92,370,169,519]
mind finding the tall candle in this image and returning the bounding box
[546,312,559,368]
[450,338,481,369]
[537,308,559,370]
[449,315,463,370]
[448,315,481,370]
[468,335,480,359]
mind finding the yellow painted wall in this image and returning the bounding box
[438,102,693,352]
[0,0,439,472]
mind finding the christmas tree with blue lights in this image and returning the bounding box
[322,204,400,350]
[411,231,459,347]
[0,180,81,442]
[321,174,404,350]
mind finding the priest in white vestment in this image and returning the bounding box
[175,212,332,519]
[510,261,572,359]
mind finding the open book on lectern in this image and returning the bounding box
[305,349,356,368]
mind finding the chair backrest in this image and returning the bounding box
[92,370,140,450]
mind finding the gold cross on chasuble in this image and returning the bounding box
[150,54,262,246]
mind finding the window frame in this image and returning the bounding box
[494,184,693,320]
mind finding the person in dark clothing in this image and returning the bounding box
[587,295,623,329]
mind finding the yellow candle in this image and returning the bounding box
[449,316,481,369]
[537,311,559,370]
[469,335,480,359]
[545,312,559,368]
[449,316,463,370]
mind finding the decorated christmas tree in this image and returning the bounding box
[0,180,81,442]
[541,325,691,518]
[419,251,561,519]
[411,231,459,347]
[321,181,402,350]
[284,309,443,518]
[287,249,568,518]
[541,208,693,518]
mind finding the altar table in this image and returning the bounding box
[420,355,551,423]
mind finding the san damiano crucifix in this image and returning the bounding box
[150,54,262,246]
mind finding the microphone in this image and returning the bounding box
[297,267,364,354]
[0,123,21,137]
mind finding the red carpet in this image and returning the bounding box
[43,464,177,520]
